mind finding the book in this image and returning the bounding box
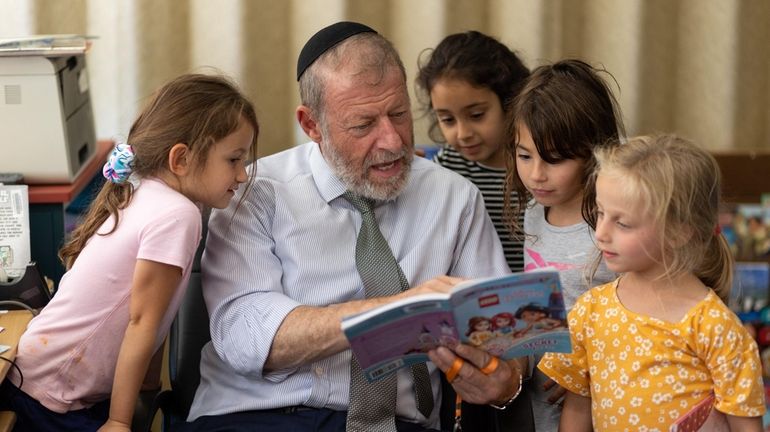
[342,270,569,381]
[729,261,770,321]
[669,394,725,432]
[719,202,770,262]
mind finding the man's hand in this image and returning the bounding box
[400,276,464,298]
[428,344,522,405]
[268,275,463,370]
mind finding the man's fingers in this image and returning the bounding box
[445,357,464,383]
[414,276,466,295]
[453,343,493,370]
[427,346,458,371]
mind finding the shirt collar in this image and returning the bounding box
[308,141,348,203]
[307,141,407,207]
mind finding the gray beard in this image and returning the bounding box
[322,142,413,201]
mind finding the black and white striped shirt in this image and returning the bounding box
[434,146,524,272]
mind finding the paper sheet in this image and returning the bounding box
[0,184,30,278]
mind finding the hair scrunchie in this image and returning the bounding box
[103,143,138,186]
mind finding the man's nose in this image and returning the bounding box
[375,118,404,152]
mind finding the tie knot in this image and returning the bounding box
[343,191,375,214]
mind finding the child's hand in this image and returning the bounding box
[97,419,131,432]
[543,378,567,404]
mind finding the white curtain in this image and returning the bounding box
[2,0,769,156]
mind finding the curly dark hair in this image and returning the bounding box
[415,30,529,143]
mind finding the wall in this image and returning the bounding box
[2,0,769,156]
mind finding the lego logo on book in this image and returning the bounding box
[478,294,500,308]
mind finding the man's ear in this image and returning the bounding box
[297,106,323,143]
[168,143,192,176]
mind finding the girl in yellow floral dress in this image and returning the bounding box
[538,134,765,431]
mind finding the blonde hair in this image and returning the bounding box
[592,134,733,302]
[59,74,259,269]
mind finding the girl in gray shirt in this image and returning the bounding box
[504,59,625,431]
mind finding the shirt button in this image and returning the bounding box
[315,366,324,376]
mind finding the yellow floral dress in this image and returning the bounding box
[538,279,765,431]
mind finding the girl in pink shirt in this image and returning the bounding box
[0,73,259,432]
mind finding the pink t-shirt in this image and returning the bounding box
[11,178,201,413]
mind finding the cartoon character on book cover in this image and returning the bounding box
[403,324,439,354]
[466,316,495,346]
[454,280,570,358]
[514,303,565,336]
[438,319,458,346]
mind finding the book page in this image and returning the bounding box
[0,185,30,279]
[343,295,456,382]
[450,271,571,359]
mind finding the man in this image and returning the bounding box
[185,21,529,431]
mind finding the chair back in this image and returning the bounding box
[165,209,212,422]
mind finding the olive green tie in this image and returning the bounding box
[343,191,434,432]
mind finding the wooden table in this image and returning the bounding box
[0,310,33,432]
[0,310,33,380]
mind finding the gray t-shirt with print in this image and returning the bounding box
[523,202,616,431]
[523,202,615,309]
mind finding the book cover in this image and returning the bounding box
[342,271,569,381]
[729,262,770,321]
[719,202,770,262]
[669,394,724,432]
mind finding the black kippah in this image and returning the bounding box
[296,21,377,81]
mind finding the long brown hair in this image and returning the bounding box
[59,73,259,268]
[503,59,625,237]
